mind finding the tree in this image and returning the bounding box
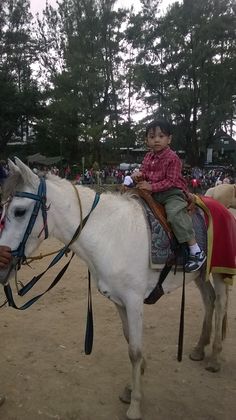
[35,0,128,164]
[0,0,41,153]
[128,0,236,164]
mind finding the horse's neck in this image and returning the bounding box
[47,182,125,246]
[47,183,145,260]
[46,182,95,245]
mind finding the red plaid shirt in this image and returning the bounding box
[140,147,188,193]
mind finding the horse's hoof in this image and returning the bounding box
[205,362,221,373]
[126,407,142,420]
[126,401,142,419]
[189,348,205,361]
[119,385,131,404]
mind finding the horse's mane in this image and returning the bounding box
[45,173,68,185]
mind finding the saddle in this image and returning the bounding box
[129,188,196,241]
[132,188,173,239]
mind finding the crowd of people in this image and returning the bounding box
[183,167,235,193]
[0,157,235,195]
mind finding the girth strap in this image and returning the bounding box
[144,264,172,305]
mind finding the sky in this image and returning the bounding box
[30,0,177,16]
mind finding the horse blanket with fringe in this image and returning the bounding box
[196,195,236,280]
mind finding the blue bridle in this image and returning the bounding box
[4,181,100,311]
[11,177,48,262]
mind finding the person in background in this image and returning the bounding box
[190,177,201,194]
[215,178,223,186]
[132,119,206,272]
[223,174,230,184]
[123,171,134,188]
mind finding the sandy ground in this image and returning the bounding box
[0,238,235,420]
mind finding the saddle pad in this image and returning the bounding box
[196,195,236,279]
[140,200,207,269]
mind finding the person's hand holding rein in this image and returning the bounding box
[136,180,152,192]
[131,171,143,183]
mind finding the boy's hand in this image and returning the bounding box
[131,171,143,182]
[137,180,152,191]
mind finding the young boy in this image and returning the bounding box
[133,119,206,272]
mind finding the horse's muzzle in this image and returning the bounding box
[0,260,16,285]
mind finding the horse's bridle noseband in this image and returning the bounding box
[11,177,49,265]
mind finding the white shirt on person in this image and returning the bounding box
[123,175,133,187]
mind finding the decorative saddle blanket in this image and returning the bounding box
[196,195,236,280]
[140,199,207,269]
[140,194,236,282]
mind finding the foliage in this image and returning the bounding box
[128,0,236,164]
[0,0,235,166]
[35,0,128,163]
[0,0,42,153]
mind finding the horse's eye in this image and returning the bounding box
[14,209,26,217]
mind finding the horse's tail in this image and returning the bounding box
[222,284,229,341]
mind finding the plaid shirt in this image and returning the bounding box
[140,147,188,193]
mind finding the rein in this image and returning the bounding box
[3,183,100,311]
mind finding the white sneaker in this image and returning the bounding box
[185,250,206,272]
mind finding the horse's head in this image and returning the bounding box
[0,158,47,283]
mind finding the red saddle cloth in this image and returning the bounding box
[196,195,236,279]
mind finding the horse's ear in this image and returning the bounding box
[13,157,38,187]
[8,159,21,176]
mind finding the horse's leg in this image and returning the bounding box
[124,298,144,420]
[206,274,228,372]
[190,275,215,361]
[116,304,132,404]
[116,303,146,407]
[116,303,129,343]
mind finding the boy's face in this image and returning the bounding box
[146,126,171,153]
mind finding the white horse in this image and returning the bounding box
[0,158,234,420]
[205,183,236,209]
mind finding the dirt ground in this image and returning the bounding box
[0,238,235,420]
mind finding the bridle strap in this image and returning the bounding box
[4,192,100,310]
[84,269,93,355]
[19,192,99,297]
[4,252,74,310]
[11,178,48,260]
